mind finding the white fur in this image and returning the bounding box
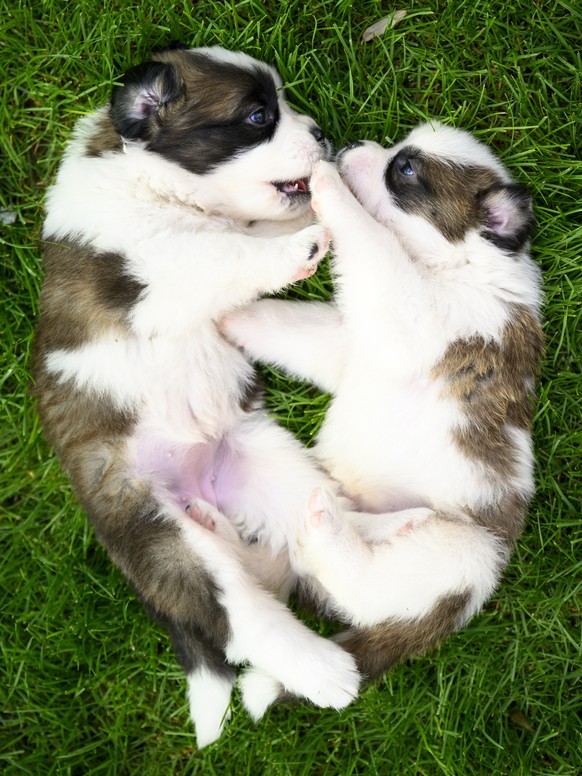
[178,503,360,707]
[225,123,542,637]
[187,668,234,748]
[239,669,285,722]
[41,50,362,746]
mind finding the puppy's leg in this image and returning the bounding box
[186,666,235,749]
[206,418,364,711]
[180,499,361,714]
[222,299,345,393]
[345,508,433,543]
[150,611,236,748]
[309,161,426,326]
[72,437,356,743]
[131,225,330,336]
[296,488,502,630]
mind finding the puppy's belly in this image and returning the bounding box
[316,386,479,510]
[133,434,241,513]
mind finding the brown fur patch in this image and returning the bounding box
[336,590,471,679]
[36,236,144,351]
[84,109,123,157]
[467,490,528,546]
[153,49,273,127]
[32,368,230,639]
[387,149,502,242]
[433,304,544,476]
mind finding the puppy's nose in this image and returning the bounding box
[310,125,326,143]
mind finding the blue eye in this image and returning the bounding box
[248,109,266,125]
[400,160,414,175]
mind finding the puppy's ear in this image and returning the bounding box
[110,61,183,140]
[479,183,534,252]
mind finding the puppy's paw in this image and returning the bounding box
[187,669,234,748]
[240,668,283,721]
[290,639,361,710]
[220,303,264,350]
[291,224,330,281]
[294,488,368,586]
[186,500,216,532]
[307,487,344,532]
[292,488,341,577]
[310,160,348,218]
[185,499,241,543]
[254,225,328,294]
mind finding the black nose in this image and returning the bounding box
[310,126,326,143]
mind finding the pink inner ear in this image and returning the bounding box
[135,89,162,119]
[487,205,511,235]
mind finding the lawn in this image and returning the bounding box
[1,0,580,774]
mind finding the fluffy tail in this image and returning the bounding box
[334,590,471,679]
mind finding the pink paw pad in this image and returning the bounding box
[396,520,415,536]
[186,502,216,532]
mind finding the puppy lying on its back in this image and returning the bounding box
[33,44,363,747]
[225,122,544,714]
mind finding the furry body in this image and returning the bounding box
[33,46,363,747]
[224,122,544,712]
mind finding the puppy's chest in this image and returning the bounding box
[139,333,255,438]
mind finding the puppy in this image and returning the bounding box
[224,122,544,714]
[33,44,363,747]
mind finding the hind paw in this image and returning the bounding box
[186,501,216,532]
[306,487,345,533]
[240,668,283,722]
[300,487,349,552]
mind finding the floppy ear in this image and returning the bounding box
[110,60,183,140]
[479,183,534,252]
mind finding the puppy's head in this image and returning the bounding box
[108,45,330,221]
[337,122,534,259]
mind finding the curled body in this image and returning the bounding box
[225,121,544,711]
[33,45,363,747]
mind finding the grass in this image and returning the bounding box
[1,0,580,773]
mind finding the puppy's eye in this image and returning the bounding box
[247,109,267,125]
[399,160,414,176]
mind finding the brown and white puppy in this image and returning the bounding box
[33,45,364,747]
[224,122,544,716]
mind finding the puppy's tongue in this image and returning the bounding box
[282,179,308,193]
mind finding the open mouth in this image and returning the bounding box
[273,178,310,198]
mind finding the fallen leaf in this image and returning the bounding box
[362,10,408,42]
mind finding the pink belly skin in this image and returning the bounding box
[133,435,242,512]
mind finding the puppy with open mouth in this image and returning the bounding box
[225,122,544,715]
[33,44,365,747]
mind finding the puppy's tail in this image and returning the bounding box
[333,589,471,680]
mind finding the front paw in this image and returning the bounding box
[220,302,265,350]
[310,160,349,219]
[292,224,330,280]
